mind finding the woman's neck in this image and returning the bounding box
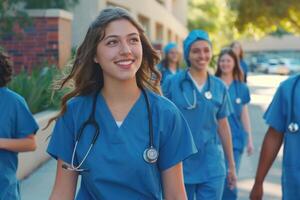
[189,67,207,85]
[221,73,234,86]
[101,77,141,121]
[101,77,140,104]
[168,62,177,71]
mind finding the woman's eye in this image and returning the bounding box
[107,40,118,46]
[191,49,199,54]
[204,48,210,53]
[130,37,140,43]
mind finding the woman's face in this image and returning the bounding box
[232,43,241,57]
[219,53,235,75]
[188,40,212,71]
[94,19,143,82]
[167,48,179,64]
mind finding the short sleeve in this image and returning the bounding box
[241,84,251,105]
[14,98,39,138]
[217,89,233,119]
[158,104,197,171]
[263,86,286,133]
[47,103,76,164]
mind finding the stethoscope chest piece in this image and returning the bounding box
[204,91,212,100]
[143,147,159,163]
[236,98,241,104]
[288,122,299,133]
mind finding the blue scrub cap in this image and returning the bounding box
[163,42,177,55]
[183,30,211,67]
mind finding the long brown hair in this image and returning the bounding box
[160,56,180,71]
[48,7,161,126]
[0,52,13,87]
[230,41,244,59]
[215,48,244,82]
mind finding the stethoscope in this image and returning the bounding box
[288,75,300,133]
[179,70,212,110]
[62,88,158,172]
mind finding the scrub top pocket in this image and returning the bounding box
[206,143,226,178]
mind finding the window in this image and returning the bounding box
[167,29,172,42]
[138,15,150,37]
[155,23,163,42]
[156,0,164,5]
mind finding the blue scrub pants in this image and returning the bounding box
[222,149,242,200]
[282,169,300,200]
[185,176,225,200]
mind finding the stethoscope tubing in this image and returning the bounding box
[180,70,212,109]
[63,88,157,172]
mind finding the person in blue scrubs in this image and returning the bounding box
[163,30,237,200]
[0,52,38,200]
[231,42,248,83]
[46,7,197,200]
[157,42,181,85]
[250,74,300,200]
[215,48,254,200]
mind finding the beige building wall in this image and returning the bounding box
[71,0,188,51]
[241,35,300,52]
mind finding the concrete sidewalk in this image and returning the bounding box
[20,159,56,199]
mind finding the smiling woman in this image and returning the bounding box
[162,30,237,200]
[94,19,143,84]
[46,7,196,200]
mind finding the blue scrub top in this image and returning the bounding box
[157,63,181,85]
[227,80,250,151]
[47,89,197,200]
[0,87,39,200]
[264,75,300,199]
[162,70,233,183]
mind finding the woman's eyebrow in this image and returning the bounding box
[103,32,139,40]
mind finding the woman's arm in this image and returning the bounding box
[0,134,36,152]
[218,117,237,189]
[241,105,254,155]
[162,162,187,200]
[49,159,79,200]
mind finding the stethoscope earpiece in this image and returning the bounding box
[288,122,299,133]
[143,147,159,163]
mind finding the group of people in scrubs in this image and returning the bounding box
[0,6,299,200]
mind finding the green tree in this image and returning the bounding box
[24,0,79,9]
[0,0,29,37]
[228,0,300,36]
[0,0,78,38]
[188,0,239,52]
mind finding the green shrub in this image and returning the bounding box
[8,66,64,114]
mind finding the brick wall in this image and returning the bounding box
[0,9,73,72]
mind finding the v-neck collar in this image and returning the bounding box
[186,70,208,95]
[98,91,144,130]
